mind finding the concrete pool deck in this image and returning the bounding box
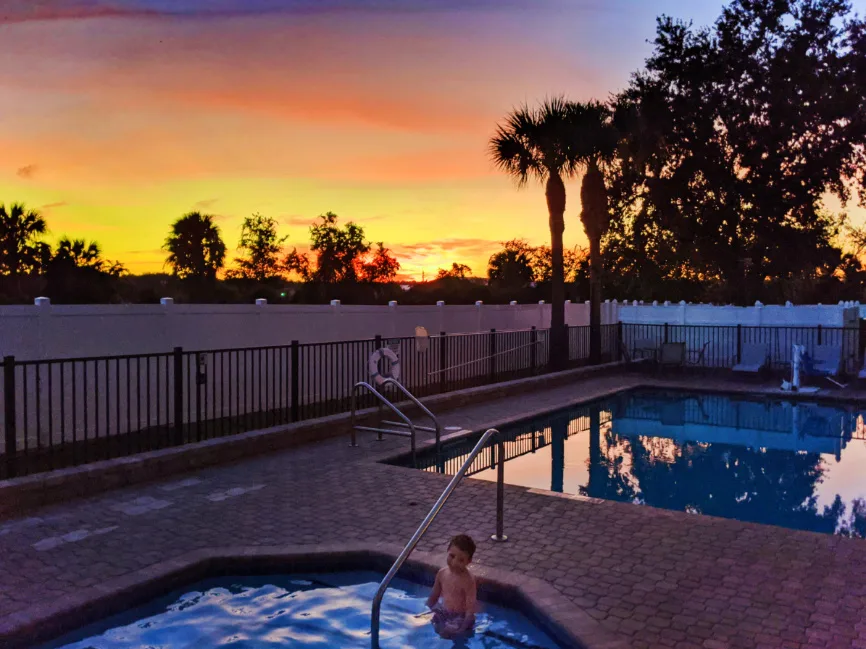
[1,371,865,648]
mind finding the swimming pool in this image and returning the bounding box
[404,389,866,537]
[33,571,565,649]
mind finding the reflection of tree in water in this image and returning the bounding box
[581,421,866,538]
[828,495,866,538]
[580,418,638,504]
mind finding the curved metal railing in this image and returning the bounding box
[351,381,419,465]
[379,377,442,463]
[370,428,505,648]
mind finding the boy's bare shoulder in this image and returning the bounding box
[437,567,449,578]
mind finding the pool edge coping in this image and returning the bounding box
[0,542,628,649]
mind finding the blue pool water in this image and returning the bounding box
[409,389,866,537]
[34,571,564,649]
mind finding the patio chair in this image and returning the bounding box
[687,341,710,367]
[658,342,686,370]
[732,343,768,374]
[804,345,842,378]
[633,338,658,361]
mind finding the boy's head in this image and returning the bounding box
[446,534,476,572]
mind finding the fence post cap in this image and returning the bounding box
[34,296,50,306]
[664,300,671,306]
[160,297,174,306]
[565,299,571,304]
[330,299,341,306]
[255,298,267,306]
[584,300,590,305]
[679,300,686,306]
[388,300,398,307]
[436,300,445,306]
[785,301,793,307]
[755,300,764,307]
[653,300,658,306]
[509,300,518,306]
[538,300,545,305]
[475,300,483,306]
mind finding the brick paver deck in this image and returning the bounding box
[1,374,865,649]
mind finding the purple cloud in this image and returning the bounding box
[1,0,551,23]
[16,164,37,179]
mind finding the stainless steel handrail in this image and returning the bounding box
[351,381,418,465]
[370,428,505,648]
[380,377,441,463]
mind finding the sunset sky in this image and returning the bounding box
[2,0,865,280]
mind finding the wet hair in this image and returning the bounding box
[448,534,476,560]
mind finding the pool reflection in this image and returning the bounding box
[417,390,866,538]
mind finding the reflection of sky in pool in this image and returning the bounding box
[34,571,564,649]
[416,389,866,537]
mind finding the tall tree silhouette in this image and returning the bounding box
[228,213,286,281]
[359,243,400,283]
[51,238,121,273]
[606,0,866,303]
[164,212,226,281]
[45,237,125,303]
[572,102,619,363]
[0,202,48,276]
[487,239,536,289]
[490,98,609,368]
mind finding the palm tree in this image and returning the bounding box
[164,212,226,280]
[489,97,582,369]
[0,202,48,276]
[52,237,104,269]
[572,102,618,363]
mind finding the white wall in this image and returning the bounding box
[619,302,861,327]
[0,300,618,361]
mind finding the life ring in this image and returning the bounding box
[368,347,401,385]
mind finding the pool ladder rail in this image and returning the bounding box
[350,378,442,467]
[370,427,507,648]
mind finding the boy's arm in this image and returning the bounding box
[426,571,442,609]
[458,576,478,632]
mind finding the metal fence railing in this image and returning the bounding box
[620,323,861,373]
[0,323,860,479]
[0,327,596,479]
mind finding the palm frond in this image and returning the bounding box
[489,126,542,187]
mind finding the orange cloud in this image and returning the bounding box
[390,237,501,279]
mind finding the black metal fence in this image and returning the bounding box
[0,327,587,479]
[0,322,860,479]
[620,323,861,372]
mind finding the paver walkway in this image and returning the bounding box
[1,373,865,649]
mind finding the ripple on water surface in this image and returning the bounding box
[36,572,564,649]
